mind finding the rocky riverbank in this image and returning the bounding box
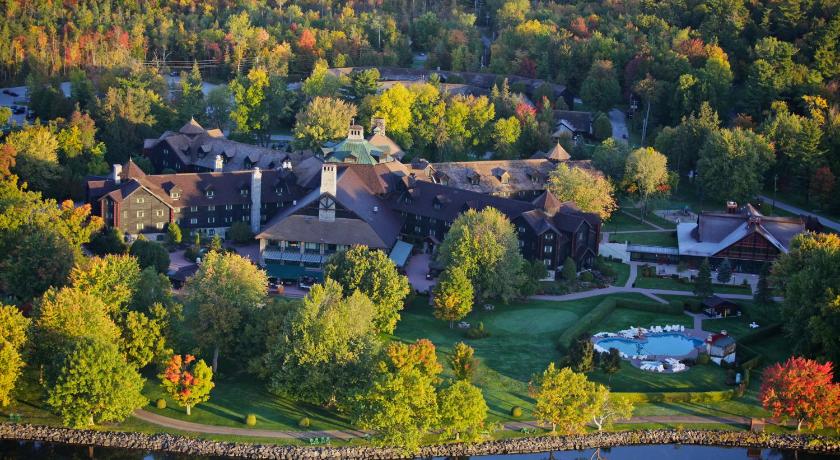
[1,423,839,459]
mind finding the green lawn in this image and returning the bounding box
[609,231,678,247]
[141,377,353,432]
[605,260,631,286]
[620,207,678,230]
[392,294,733,421]
[603,212,657,232]
[634,276,752,294]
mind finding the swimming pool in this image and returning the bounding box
[596,333,704,357]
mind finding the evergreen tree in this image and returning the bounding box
[694,258,713,298]
[601,348,621,382]
[177,62,206,123]
[754,263,773,307]
[166,222,182,246]
[569,333,594,372]
[717,258,732,284]
[562,257,577,283]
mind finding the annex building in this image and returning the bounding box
[88,123,602,280]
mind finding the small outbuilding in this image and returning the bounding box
[706,331,737,364]
[702,295,740,317]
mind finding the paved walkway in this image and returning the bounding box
[757,195,840,232]
[608,109,629,145]
[133,409,756,441]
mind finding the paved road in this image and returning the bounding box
[608,109,629,145]
[757,195,840,232]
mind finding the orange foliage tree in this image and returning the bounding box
[760,357,840,432]
[159,354,214,415]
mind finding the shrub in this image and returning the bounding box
[130,239,171,273]
[155,398,166,409]
[245,414,257,426]
[464,321,490,339]
[580,271,594,282]
[619,389,735,404]
[696,353,711,365]
[510,406,523,418]
[298,416,311,428]
[228,222,253,244]
[683,299,703,313]
[738,323,783,345]
[557,298,616,350]
[88,227,128,255]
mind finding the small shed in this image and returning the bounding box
[702,295,740,317]
[706,331,737,364]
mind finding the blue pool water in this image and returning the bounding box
[596,333,704,357]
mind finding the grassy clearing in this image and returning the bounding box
[603,212,658,232]
[605,260,631,286]
[621,207,678,230]
[633,276,751,294]
[609,231,678,247]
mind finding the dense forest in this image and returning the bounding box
[0,0,838,205]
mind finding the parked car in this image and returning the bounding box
[2,89,19,97]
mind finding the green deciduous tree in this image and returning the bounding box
[177,62,206,124]
[697,128,775,204]
[580,60,620,113]
[119,310,167,369]
[4,124,60,196]
[654,103,721,176]
[548,163,617,220]
[592,138,630,181]
[34,287,121,361]
[592,113,612,141]
[159,354,214,415]
[569,333,594,372]
[293,97,357,151]
[433,266,474,328]
[69,254,141,314]
[230,67,270,142]
[184,251,268,372]
[324,246,410,334]
[492,116,522,158]
[47,338,146,427]
[623,147,670,217]
[772,233,840,364]
[268,279,379,407]
[438,380,488,441]
[130,239,170,273]
[436,207,524,302]
[228,221,253,244]
[601,348,622,382]
[449,342,478,382]
[694,259,713,298]
[591,389,634,431]
[0,305,29,407]
[88,227,128,255]
[529,363,601,433]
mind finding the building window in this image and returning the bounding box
[544,245,553,253]
[208,217,215,224]
[242,215,250,221]
[208,205,215,211]
[155,222,165,230]
[225,217,232,223]
[428,229,436,237]
[171,191,181,200]
[545,233,554,240]
[190,206,198,212]
[544,259,551,267]
[304,242,319,253]
[518,240,524,248]
[518,226,526,233]
[206,190,215,198]
[414,225,421,233]
[123,211,128,218]
[433,202,441,210]
[136,223,143,230]
[136,211,144,218]
[240,189,249,196]
[243,203,250,209]
[136,197,145,204]
[174,207,181,213]
[190,218,198,224]
[225,205,233,210]
[155,209,165,217]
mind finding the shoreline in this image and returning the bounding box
[2,424,839,459]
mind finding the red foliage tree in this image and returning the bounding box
[158,354,214,415]
[297,28,316,51]
[514,102,537,121]
[760,357,840,431]
[569,17,590,38]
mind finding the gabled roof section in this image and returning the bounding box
[179,118,206,135]
[532,190,562,215]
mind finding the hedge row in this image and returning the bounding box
[557,297,672,350]
[618,389,736,404]
[739,323,783,346]
[557,298,617,350]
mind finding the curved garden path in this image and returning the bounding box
[133,409,755,441]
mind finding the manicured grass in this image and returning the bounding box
[621,208,678,230]
[141,377,353,432]
[633,276,751,294]
[393,294,731,421]
[609,231,678,247]
[603,212,657,232]
[605,260,631,286]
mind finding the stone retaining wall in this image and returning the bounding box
[1,424,839,459]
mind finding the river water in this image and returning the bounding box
[0,441,837,459]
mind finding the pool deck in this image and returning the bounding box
[592,312,714,373]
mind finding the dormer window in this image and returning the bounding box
[205,188,215,198]
[275,186,284,196]
[433,201,442,210]
[240,188,249,197]
[171,191,181,200]
[405,196,413,205]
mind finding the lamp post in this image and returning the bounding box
[772,174,778,212]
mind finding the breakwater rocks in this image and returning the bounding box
[1,424,839,459]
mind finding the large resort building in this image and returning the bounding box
[88,121,602,279]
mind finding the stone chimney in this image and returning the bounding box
[371,118,386,135]
[250,167,262,234]
[214,154,224,172]
[319,164,337,222]
[112,164,122,185]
